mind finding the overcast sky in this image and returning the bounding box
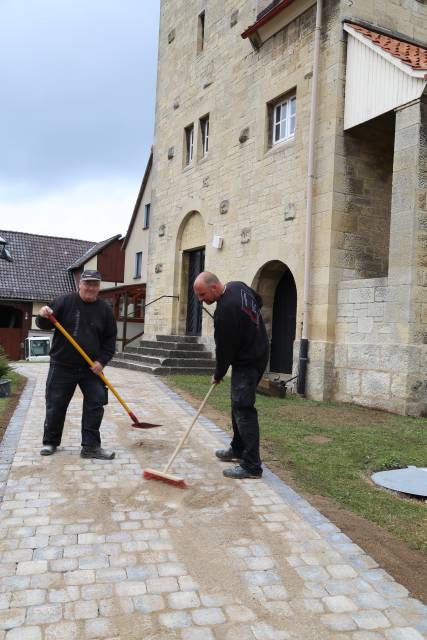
[0,0,159,242]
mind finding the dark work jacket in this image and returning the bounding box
[213,281,269,381]
[35,293,117,368]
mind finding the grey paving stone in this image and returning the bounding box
[133,594,165,613]
[351,610,391,629]
[47,587,80,603]
[242,570,281,587]
[191,607,226,625]
[10,589,46,607]
[115,581,147,597]
[159,611,192,629]
[0,608,26,631]
[385,629,426,639]
[352,632,385,640]
[44,621,79,639]
[4,626,42,639]
[251,620,290,639]
[84,617,119,639]
[323,595,358,613]
[146,576,179,594]
[158,562,188,577]
[168,590,200,609]
[181,628,215,640]
[321,613,358,631]
[26,603,62,624]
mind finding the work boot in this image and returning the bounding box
[40,445,57,456]
[223,464,262,479]
[215,447,240,462]
[80,447,115,460]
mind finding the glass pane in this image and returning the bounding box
[290,97,296,115]
[274,122,280,142]
[274,104,281,126]
[290,113,296,135]
[281,101,287,126]
[119,295,126,318]
[30,340,50,356]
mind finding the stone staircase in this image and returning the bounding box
[110,335,216,375]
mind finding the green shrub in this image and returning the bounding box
[0,347,11,379]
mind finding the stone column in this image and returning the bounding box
[388,96,427,415]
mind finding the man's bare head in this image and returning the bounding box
[193,271,224,305]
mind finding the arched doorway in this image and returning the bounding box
[270,270,297,373]
[175,211,206,336]
[252,261,297,375]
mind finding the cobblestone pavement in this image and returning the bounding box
[0,363,425,640]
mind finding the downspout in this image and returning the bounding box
[297,0,323,395]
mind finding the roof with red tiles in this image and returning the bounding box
[242,0,296,39]
[346,22,427,71]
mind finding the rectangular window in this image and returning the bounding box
[143,203,150,229]
[197,10,205,53]
[185,124,194,165]
[272,93,296,145]
[134,251,142,278]
[200,115,209,157]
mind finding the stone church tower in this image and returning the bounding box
[144,0,427,416]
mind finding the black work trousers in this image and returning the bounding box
[43,363,108,448]
[230,362,267,476]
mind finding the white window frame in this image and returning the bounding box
[185,124,194,165]
[134,251,142,278]
[272,93,296,145]
[200,115,209,156]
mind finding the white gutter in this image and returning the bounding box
[297,0,322,394]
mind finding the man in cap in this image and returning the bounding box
[36,270,117,459]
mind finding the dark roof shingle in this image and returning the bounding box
[0,230,95,302]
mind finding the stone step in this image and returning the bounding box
[156,335,199,343]
[109,359,214,376]
[139,340,205,351]
[112,334,215,376]
[114,352,215,368]
[128,344,207,356]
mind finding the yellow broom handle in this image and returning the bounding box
[49,314,132,415]
[163,383,216,473]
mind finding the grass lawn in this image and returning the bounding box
[0,370,26,440]
[163,374,427,555]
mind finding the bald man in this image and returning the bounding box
[194,272,269,479]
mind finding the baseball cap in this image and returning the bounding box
[80,269,102,281]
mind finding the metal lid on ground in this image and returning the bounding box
[371,466,427,498]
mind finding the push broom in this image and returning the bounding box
[47,313,161,429]
[144,382,216,487]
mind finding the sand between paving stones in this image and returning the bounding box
[121,422,334,640]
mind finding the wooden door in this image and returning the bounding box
[185,249,205,336]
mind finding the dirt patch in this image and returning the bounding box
[0,376,26,441]
[303,435,331,444]
[167,385,427,606]
[276,401,404,428]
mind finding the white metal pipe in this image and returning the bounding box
[301,0,323,341]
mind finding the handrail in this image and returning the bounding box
[202,305,214,319]
[122,295,179,349]
[144,295,179,310]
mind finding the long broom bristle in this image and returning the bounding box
[143,469,187,488]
